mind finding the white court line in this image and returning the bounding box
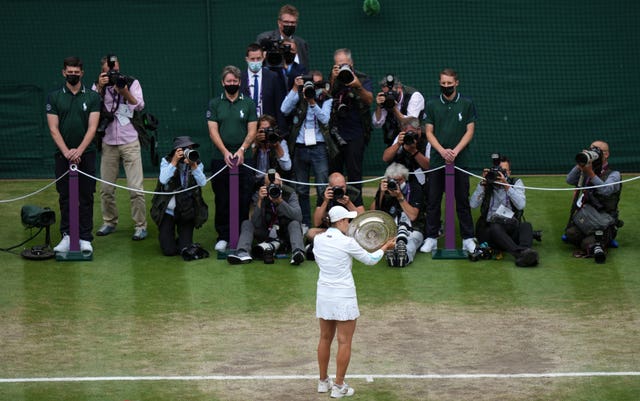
[1,372,640,383]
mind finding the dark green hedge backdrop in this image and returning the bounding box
[1,0,639,178]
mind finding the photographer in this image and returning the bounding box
[92,54,148,241]
[227,170,305,266]
[304,172,366,259]
[281,71,332,229]
[382,116,430,187]
[565,141,621,263]
[256,4,310,69]
[328,49,374,206]
[251,114,291,186]
[150,136,208,259]
[371,163,425,267]
[372,75,425,146]
[469,155,539,267]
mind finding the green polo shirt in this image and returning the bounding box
[424,93,477,168]
[46,84,101,153]
[206,93,257,159]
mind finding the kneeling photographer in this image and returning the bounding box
[150,136,209,260]
[227,170,306,266]
[470,154,539,267]
[371,163,425,267]
[565,140,622,263]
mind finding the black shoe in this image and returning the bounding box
[305,243,315,261]
[515,248,539,267]
[290,249,305,265]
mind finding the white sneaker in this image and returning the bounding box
[420,237,438,253]
[317,377,333,393]
[331,383,355,398]
[214,240,228,252]
[301,223,309,236]
[79,240,93,253]
[462,238,477,253]
[53,234,70,253]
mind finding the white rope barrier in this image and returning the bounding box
[1,163,638,204]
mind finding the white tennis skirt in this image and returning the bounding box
[316,293,360,321]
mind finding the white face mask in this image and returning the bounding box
[248,61,262,73]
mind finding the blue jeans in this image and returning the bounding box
[293,144,329,226]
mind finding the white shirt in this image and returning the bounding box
[313,227,384,297]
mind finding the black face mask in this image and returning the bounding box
[66,74,80,86]
[224,84,240,95]
[282,25,296,37]
[440,85,455,97]
[283,52,296,64]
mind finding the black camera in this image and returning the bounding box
[396,222,410,244]
[96,111,115,135]
[533,230,543,242]
[592,229,606,264]
[468,242,494,261]
[387,178,399,191]
[183,148,199,163]
[575,146,602,166]
[329,126,347,146]
[336,102,350,118]
[262,127,281,144]
[336,64,354,85]
[267,168,282,198]
[105,55,129,89]
[260,39,291,67]
[331,186,345,200]
[382,91,398,109]
[485,153,507,185]
[301,76,316,99]
[181,243,210,261]
[403,131,418,146]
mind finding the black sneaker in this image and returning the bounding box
[290,248,305,265]
[305,243,315,261]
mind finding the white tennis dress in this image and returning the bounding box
[314,227,384,321]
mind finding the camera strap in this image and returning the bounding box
[106,87,122,114]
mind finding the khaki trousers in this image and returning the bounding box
[100,140,147,229]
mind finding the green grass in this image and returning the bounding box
[1,176,639,400]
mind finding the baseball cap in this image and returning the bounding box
[328,206,357,223]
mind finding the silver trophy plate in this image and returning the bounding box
[347,210,397,252]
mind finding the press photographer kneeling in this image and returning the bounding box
[470,154,539,267]
[371,163,425,267]
[150,136,209,260]
[565,141,622,264]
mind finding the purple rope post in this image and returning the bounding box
[228,161,240,250]
[68,164,80,252]
[444,163,456,250]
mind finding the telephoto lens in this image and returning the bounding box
[184,148,199,162]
